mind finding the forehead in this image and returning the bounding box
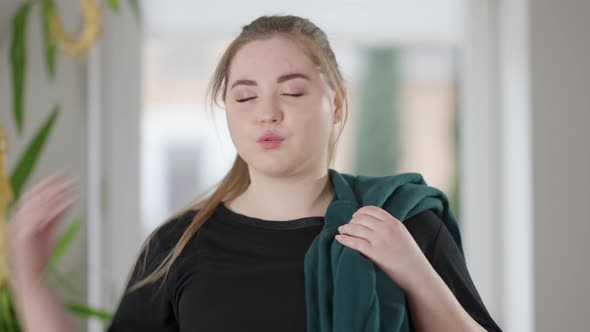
[228,36,319,80]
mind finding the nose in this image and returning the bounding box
[257,95,283,124]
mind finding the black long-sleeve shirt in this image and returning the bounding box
[106,202,502,331]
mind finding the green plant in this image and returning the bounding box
[10,0,140,135]
[1,0,141,329]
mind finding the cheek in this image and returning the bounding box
[226,104,248,125]
[294,97,333,141]
[225,110,247,142]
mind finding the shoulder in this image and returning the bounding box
[153,209,200,241]
[402,209,444,256]
[403,209,442,232]
[129,209,201,282]
[134,208,201,271]
[148,209,201,253]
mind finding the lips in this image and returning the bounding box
[257,132,285,142]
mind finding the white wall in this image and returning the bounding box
[96,5,142,316]
[478,1,590,331]
[464,1,590,331]
[498,1,534,330]
[530,1,590,331]
[461,1,503,322]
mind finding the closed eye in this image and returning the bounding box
[236,93,303,103]
[236,96,257,103]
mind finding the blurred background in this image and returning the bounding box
[0,0,588,331]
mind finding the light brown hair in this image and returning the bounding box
[127,14,349,293]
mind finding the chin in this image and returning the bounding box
[256,163,295,177]
[246,155,299,177]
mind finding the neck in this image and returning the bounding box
[226,167,335,221]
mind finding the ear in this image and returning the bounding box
[333,88,346,124]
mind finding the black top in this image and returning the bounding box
[106,202,502,332]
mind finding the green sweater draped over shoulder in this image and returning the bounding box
[304,168,464,332]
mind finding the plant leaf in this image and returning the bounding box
[49,215,82,267]
[48,264,83,299]
[0,287,18,332]
[41,0,58,79]
[107,0,120,12]
[10,2,32,135]
[66,302,113,322]
[10,105,60,199]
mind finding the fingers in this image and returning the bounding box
[33,174,78,205]
[352,205,394,223]
[349,212,384,232]
[10,172,79,233]
[335,233,372,255]
[338,222,374,239]
[36,176,79,213]
[37,193,79,232]
[19,170,68,202]
[18,173,78,210]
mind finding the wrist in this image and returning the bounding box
[400,262,439,297]
[10,274,47,300]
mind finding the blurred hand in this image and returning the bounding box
[6,170,79,287]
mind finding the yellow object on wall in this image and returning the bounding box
[0,127,14,289]
[50,0,103,57]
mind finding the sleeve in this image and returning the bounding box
[105,229,179,332]
[403,210,503,332]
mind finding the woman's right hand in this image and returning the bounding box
[7,170,79,287]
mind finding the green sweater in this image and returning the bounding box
[304,168,463,332]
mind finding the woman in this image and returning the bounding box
[8,15,502,332]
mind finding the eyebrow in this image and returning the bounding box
[230,73,311,90]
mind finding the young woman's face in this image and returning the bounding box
[225,36,339,177]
